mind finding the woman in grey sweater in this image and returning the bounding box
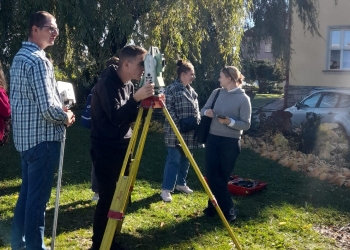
[201,66,251,222]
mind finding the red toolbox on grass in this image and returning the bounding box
[227,175,267,196]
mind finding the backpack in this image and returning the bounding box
[81,92,92,129]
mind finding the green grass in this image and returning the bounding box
[1,110,350,249]
[251,94,283,108]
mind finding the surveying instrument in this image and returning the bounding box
[52,81,76,250]
[100,47,242,250]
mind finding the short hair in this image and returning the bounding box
[105,57,119,68]
[28,11,55,37]
[118,45,147,65]
[176,60,194,79]
[221,66,245,84]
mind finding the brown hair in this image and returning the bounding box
[105,56,119,68]
[118,45,147,65]
[28,11,56,37]
[221,66,244,84]
[176,60,194,79]
[0,62,7,91]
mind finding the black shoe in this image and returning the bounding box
[203,207,216,217]
[224,208,238,222]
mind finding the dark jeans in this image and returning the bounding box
[205,134,241,213]
[90,144,129,249]
[11,141,61,250]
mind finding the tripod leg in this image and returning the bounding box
[115,107,154,234]
[51,129,66,250]
[100,107,153,249]
[162,107,242,250]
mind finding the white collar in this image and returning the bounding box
[228,87,240,92]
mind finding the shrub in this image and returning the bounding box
[293,112,322,154]
[250,110,293,137]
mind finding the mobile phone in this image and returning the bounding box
[216,115,226,119]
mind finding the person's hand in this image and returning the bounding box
[217,116,230,125]
[64,109,75,127]
[205,109,214,118]
[133,83,155,102]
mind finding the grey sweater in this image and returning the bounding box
[200,88,251,139]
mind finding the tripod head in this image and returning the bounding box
[139,46,166,95]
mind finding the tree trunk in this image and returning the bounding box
[284,0,293,109]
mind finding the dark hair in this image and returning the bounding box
[0,61,7,91]
[105,56,119,68]
[221,66,245,84]
[28,11,55,37]
[176,59,194,79]
[119,45,147,65]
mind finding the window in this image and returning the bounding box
[318,92,339,108]
[301,92,322,107]
[328,28,350,70]
[338,94,350,108]
[264,39,272,53]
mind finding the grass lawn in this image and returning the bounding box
[251,94,283,109]
[1,110,350,250]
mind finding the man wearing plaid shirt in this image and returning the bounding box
[9,11,75,250]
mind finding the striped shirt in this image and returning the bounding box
[10,42,67,152]
[164,80,202,149]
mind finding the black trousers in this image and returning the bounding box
[205,134,241,213]
[90,144,129,249]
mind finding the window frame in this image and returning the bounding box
[327,26,350,71]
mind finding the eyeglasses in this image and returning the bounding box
[40,25,59,34]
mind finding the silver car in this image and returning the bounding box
[284,89,350,136]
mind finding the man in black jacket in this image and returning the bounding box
[90,45,154,250]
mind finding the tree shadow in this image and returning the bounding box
[0,185,21,196]
[229,149,350,220]
[117,212,238,250]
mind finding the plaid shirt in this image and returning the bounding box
[164,80,202,149]
[10,42,67,152]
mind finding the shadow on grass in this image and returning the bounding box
[0,218,11,247]
[0,185,21,196]
[44,200,96,236]
[118,213,239,250]
[229,149,350,219]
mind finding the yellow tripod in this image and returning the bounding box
[100,95,242,250]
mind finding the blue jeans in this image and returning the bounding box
[161,147,190,191]
[11,141,61,250]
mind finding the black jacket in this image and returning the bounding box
[90,65,139,148]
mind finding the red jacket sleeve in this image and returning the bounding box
[0,88,11,118]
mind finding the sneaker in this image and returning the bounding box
[175,185,193,194]
[160,190,172,202]
[203,207,216,217]
[92,192,99,201]
[224,207,238,222]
